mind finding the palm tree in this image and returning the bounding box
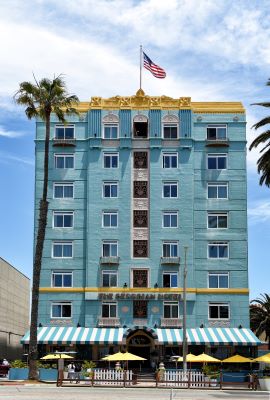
[250,293,270,349]
[249,79,270,186]
[14,75,79,379]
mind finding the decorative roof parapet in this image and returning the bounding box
[74,89,245,113]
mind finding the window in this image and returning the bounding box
[51,302,72,318]
[52,271,73,287]
[163,211,178,228]
[53,212,74,228]
[208,273,229,289]
[207,125,227,140]
[163,241,178,257]
[102,302,117,318]
[55,125,75,139]
[163,182,178,198]
[54,183,74,199]
[207,213,228,229]
[104,152,118,168]
[102,271,117,287]
[52,242,73,258]
[209,303,229,319]
[207,154,227,170]
[207,183,228,199]
[208,242,228,259]
[163,153,178,168]
[163,273,178,288]
[162,115,179,139]
[102,241,118,257]
[133,269,148,288]
[103,182,118,198]
[54,154,74,169]
[163,124,178,139]
[164,302,179,318]
[133,300,148,318]
[133,115,148,138]
[104,124,118,139]
[103,211,118,227]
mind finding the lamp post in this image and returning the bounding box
[182,246,188,374]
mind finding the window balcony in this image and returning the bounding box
[160,257,180,265]
[160,318,183,328]
[98,317,120,327]
[100,256,120,265]
[52,138,76,147]
[205,138,229,147]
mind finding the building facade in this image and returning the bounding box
[22,90,260,363]
[0,257,30,360]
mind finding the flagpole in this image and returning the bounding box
[140,45,142,90]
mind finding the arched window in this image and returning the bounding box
[162,115,179,139]
[103,114,119,139]
[133,114,148,139]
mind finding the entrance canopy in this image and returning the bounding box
[21,327,124,345]
[156,328,261,346]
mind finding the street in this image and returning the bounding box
[0,386,269,400]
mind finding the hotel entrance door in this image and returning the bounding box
[127,331,152,368]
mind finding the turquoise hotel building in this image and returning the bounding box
[22,89,260,363]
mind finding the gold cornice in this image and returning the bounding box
[39,287,249,294]
[73,90,245,113]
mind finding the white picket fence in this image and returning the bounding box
[94,369,132,386]
[163,370,206,388]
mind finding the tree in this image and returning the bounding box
[249,79,270,186]
[14,75,79,379]
[250,293,270,350]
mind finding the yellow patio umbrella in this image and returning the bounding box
[195,353,221,363]
[222,354,253,363]
[177,353,198,362]
[102,351,146,361]
[40,354,74,360]
[253,354,270,363]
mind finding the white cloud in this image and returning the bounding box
[0,151,34,166]
[248,200,270,224]
[0,126,25,138]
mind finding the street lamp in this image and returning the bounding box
[182,246,188,374]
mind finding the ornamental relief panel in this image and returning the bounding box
[133,199,148,210]
[133,170,148,181]
[133,229,148,240]
[209,320,230,327]
[133,181,148,198]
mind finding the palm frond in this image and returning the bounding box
[249,130,270,150]
[252,117,270,130]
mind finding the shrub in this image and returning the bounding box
[10,360,27,368]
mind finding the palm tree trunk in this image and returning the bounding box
[28,113,50,380]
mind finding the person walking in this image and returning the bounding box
[67,362,75,382]
[75,362,81,383]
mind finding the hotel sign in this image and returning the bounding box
[98,293,182,300]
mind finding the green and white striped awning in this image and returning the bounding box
[21,327,124,345]
[156,328,261,346]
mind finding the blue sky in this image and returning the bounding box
[0,0,269,299]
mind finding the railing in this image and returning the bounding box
[97,317,120,327]
[99,256,120,265]
[205,138,229,147]
[52,138,76,146]
[163,371,204,388]
[160,257,180,265]
[160,318,183,327]
[94,369,132,386]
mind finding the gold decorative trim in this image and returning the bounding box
[73,90,245,113]
[39,287,249,294]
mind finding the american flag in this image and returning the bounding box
[143,52,166,79]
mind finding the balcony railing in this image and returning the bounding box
[160,257,180,265]
[52,138,76,147]
[205,138,229,147]
[160,318,183,328]
[98,317,120,327]
[100,256,120,265]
